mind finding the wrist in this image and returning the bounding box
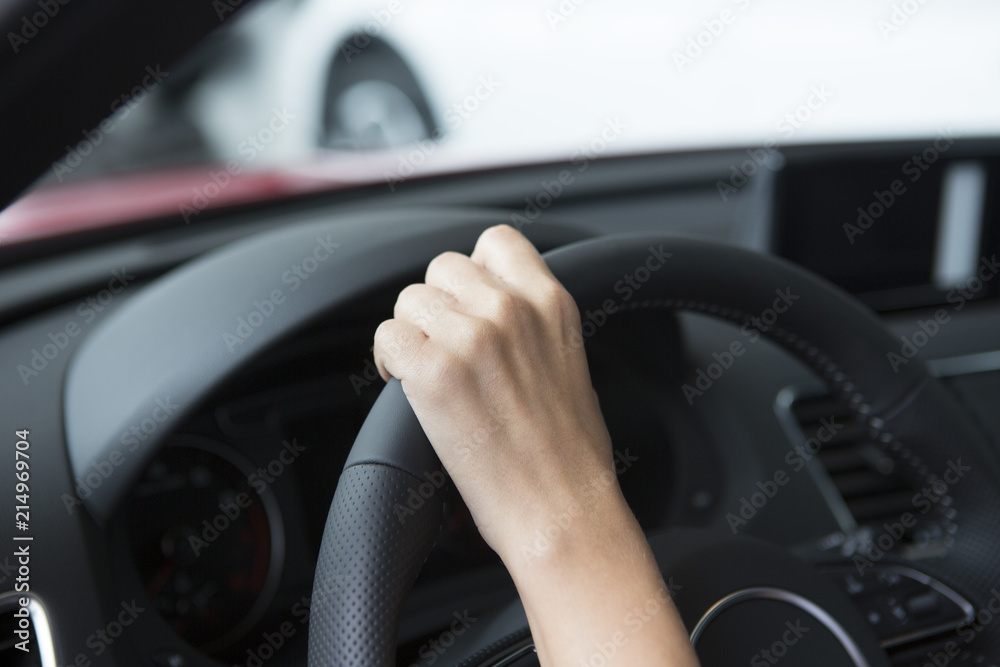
[498,481,641,582]
[496,489,693,666]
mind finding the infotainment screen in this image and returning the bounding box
[774,152,990,305]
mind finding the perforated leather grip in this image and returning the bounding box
[307,462,444,667]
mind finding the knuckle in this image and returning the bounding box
[397,284,455,325]
[425,251,463,283]
[393,285,415,315]
[485,289,521,325]
[396,283,422,306]
[373,320,402,359]
[393,284,421,321]
[424,349,470,389]
[460,317,503,357]
[484,223,516,241]
[373,318,392,344]
[540,281,578,319]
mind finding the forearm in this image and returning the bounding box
[500,488,700,667]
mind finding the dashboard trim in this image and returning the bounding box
[689,586,868,666]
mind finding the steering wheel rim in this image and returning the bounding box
[307,232,1000,666]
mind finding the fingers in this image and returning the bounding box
[381,283,480,383]
[470,225,557,292]
[425,250,498,296]
[376,225,563,383]
[373,318,426,383]
[393,283,465,334]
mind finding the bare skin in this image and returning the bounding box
[374,224,700,667]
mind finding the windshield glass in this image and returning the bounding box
[7,0,1000,223]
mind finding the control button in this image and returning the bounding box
[905,590,941,617]
[876,570,902,588]
[151,652,188,667]
[885,596,910,626]
[843,573,865,596]
[860,602,884,631]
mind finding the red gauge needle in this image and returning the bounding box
[147,559,177,598]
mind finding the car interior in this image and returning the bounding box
[2,2,1000,667]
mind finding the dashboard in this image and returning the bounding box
[2,139,1000,666]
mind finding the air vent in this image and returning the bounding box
[790,393,946,551]
[0,592,55,667]
[791,394,978,664]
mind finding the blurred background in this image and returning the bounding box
[25,0,1000,185]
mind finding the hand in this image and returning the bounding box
[374,224,699,666]
[374,224,611,558]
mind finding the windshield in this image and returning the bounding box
[5,0,1000,233]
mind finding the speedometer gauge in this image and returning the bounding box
[123,435,284,654]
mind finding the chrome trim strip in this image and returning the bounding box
[928,349,1000,377]
[689,586,868,667]
[491,642,537,666]
[0,591,57,667]
[933,161,987,289]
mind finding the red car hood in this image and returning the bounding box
[0,150,489,245]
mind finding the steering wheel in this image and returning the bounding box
[306,231,1000,666]
[61,209,1000,666]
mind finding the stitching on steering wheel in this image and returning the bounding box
[620,297,958,551]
